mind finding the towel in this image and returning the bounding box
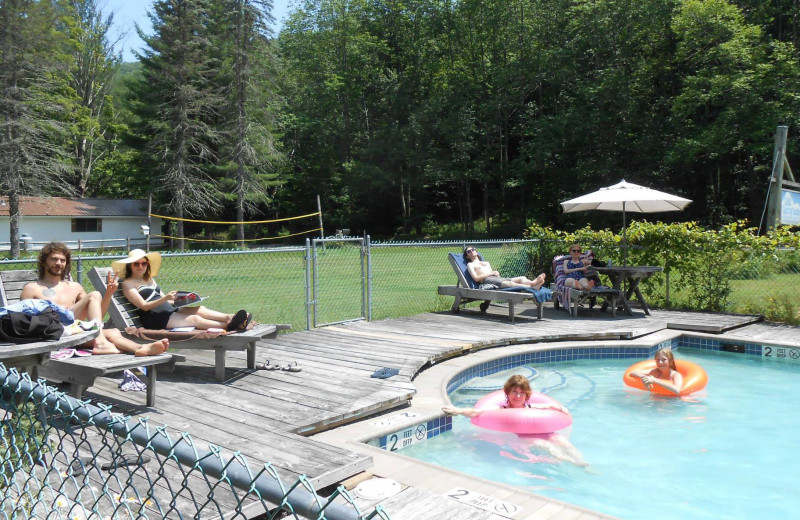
[499,286,553,303]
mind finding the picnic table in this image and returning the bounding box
[595,265,663,316]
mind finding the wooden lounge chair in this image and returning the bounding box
[437,252,551,323]
[89,267,291,382]
[0,269,182,406]
[551,252,624,317]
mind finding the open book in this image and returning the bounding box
[172,291,208,309]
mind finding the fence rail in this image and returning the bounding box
[0,366,389,520]
[1,238,798,330]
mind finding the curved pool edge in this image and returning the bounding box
[310,327,782,519]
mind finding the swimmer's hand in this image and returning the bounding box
[640,375,653,390]
[442,406,460,416]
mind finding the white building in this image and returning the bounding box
[0,197,162,250]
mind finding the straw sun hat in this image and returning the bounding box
[112,249,163,279]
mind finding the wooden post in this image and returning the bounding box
[767,126,788,231]
[316,195,324,240]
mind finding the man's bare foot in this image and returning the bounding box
[135,339,169,357]
[530,273,546,289]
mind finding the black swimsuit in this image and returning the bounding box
[137,282,176,329]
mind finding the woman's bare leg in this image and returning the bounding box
[166,312,228,330]
[177,306,233,323]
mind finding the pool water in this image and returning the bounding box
[401,349,800,519]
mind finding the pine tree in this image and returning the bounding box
[214,0,283,246]
[0,0,72,258]
[129,0,222,250]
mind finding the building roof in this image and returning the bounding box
[0,197,150,217]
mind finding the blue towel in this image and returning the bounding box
[499,286,553,303]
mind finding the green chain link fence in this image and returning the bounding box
[0,366,389,520]
[2,238,798,330]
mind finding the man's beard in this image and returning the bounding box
[47,265,65,279]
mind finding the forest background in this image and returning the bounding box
[3,0,800,255]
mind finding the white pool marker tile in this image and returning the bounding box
[445,487,523,518]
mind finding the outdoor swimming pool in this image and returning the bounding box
[401,348,799,519]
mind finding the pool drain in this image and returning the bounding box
[353,477,402,500]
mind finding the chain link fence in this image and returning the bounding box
[1,238,798,329]
[0,366,389,520]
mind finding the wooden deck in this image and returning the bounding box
[65,302,796,518]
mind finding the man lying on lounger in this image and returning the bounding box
[463,246,546,290]
[20,241,168,356]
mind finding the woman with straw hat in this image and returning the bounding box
[113,250,251,331]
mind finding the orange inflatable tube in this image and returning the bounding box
[623,359,707,396]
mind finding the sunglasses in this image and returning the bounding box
[466,248,477,253]
[132,260,149,266]
[571,249,582,253]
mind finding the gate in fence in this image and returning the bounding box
[308,237,372,328]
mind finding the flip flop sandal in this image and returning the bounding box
[226,309,248,332]
[74,350,93,357]
[51,348,75,361]
[280,361,302,373]
[256,360,279,371]
[238,312,253,332]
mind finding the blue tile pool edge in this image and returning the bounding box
[366,333,796,452]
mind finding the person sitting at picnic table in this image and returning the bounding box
[20,241,169,356]
[563,244,595,291]
[464,246,546,290]
[114,250,251,332]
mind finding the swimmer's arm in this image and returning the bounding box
[531,403,569,414]
[442,406,482,418]
[641,372,684,394]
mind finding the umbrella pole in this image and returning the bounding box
[622,203,627,267]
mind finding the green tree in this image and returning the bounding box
[60,0,122,197]
[213,0,283,245]
[129,0,222,249]
[0,0,72,258]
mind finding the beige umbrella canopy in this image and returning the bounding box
[560,180,692,262]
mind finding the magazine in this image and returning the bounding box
[172,291,207,308]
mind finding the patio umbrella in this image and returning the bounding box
[560,179,692,263]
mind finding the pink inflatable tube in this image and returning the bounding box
[469,390,572,434]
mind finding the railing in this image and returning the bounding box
[0,365,389,520]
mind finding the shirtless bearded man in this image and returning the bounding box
[20,242,168,356]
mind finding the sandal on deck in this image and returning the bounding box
[280,361,302,373]
[256,360,279,371]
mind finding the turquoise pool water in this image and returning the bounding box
[401,349,799,519]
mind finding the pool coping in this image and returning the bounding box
[312,327,795,519]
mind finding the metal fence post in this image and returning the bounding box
[76,255,83,284]
[312,239,319,328]
[665,254,670,308]
[304,238,312,330]
[360,237,366,320]
[366,235,372,321]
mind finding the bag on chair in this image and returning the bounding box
[0,309,64,344]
